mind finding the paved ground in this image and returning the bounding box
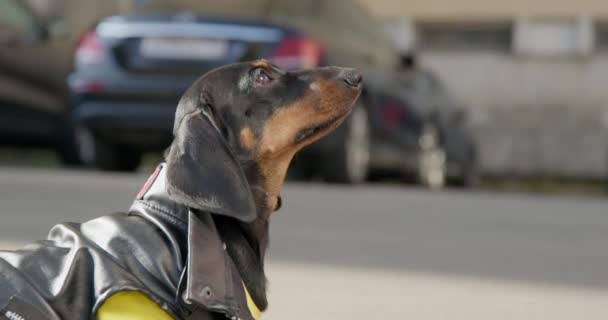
[1,167,607,319]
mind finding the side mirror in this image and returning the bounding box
[399,52,417,70]
[24,24,50,43]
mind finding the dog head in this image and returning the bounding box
[166,60,362,222]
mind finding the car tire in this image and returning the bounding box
[75,126,141,172]
[58,139,83,167]
[57,120,84,167]
[417,124,447,190]
[321,103,370,184]
[451,148,480,188]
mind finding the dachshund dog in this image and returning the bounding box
[0,60,362,320]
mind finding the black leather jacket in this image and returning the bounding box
[0,164,258,320]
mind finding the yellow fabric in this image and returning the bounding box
[97,291,174,320]
[97,287,261,320]
[243,282,262,320]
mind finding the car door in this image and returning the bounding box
[0,0,64,143]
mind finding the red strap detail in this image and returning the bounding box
[136,165,162,200]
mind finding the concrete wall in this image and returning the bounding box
[359,0,608,19]
[420,52,608,178]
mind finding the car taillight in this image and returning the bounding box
[71,79,105,94]
[269,36,324,70]
[74,31,106,68]
[382,100,405,130]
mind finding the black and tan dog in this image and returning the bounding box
[0,61,362,320]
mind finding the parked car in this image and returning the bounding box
[377,55,479,188]
[67,1,406,174]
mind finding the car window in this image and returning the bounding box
[0,0,38,41]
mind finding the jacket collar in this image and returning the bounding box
[130,164,260,320]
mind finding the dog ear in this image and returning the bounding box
[165,99,257,222]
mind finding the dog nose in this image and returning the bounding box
[338,68,363,88]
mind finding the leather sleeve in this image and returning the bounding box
[0,213,184,320]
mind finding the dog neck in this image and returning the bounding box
[221,155,291,309]
[207,135,294,311]
[253,151,295,214]
[211,161,285,312]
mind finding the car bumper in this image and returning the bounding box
[72,101,175,148]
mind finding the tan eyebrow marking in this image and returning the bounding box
[252,60,269,68]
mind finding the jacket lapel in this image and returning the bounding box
[182,211,258,320]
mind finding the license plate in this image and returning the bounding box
[140,37,228,60]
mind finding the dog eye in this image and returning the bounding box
[253,68,272,85]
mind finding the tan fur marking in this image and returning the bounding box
[317,79,356,114]
[239,127,256,151]
[257,103,314,212]
[254,80,359,213]
[252,60,270,68]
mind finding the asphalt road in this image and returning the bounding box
[1,167,607,318]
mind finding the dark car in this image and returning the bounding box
[67,1,406,177]
[375,57,479,188]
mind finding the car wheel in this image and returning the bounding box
[321,103,370,184]
[417,124,447,190]
[75,126,141,172]
[58,138,83,167]
[57,120,83,167]
[451,148,480,188]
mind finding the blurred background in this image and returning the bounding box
[1,0,608,318]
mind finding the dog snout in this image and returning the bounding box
[337,68,362,88]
